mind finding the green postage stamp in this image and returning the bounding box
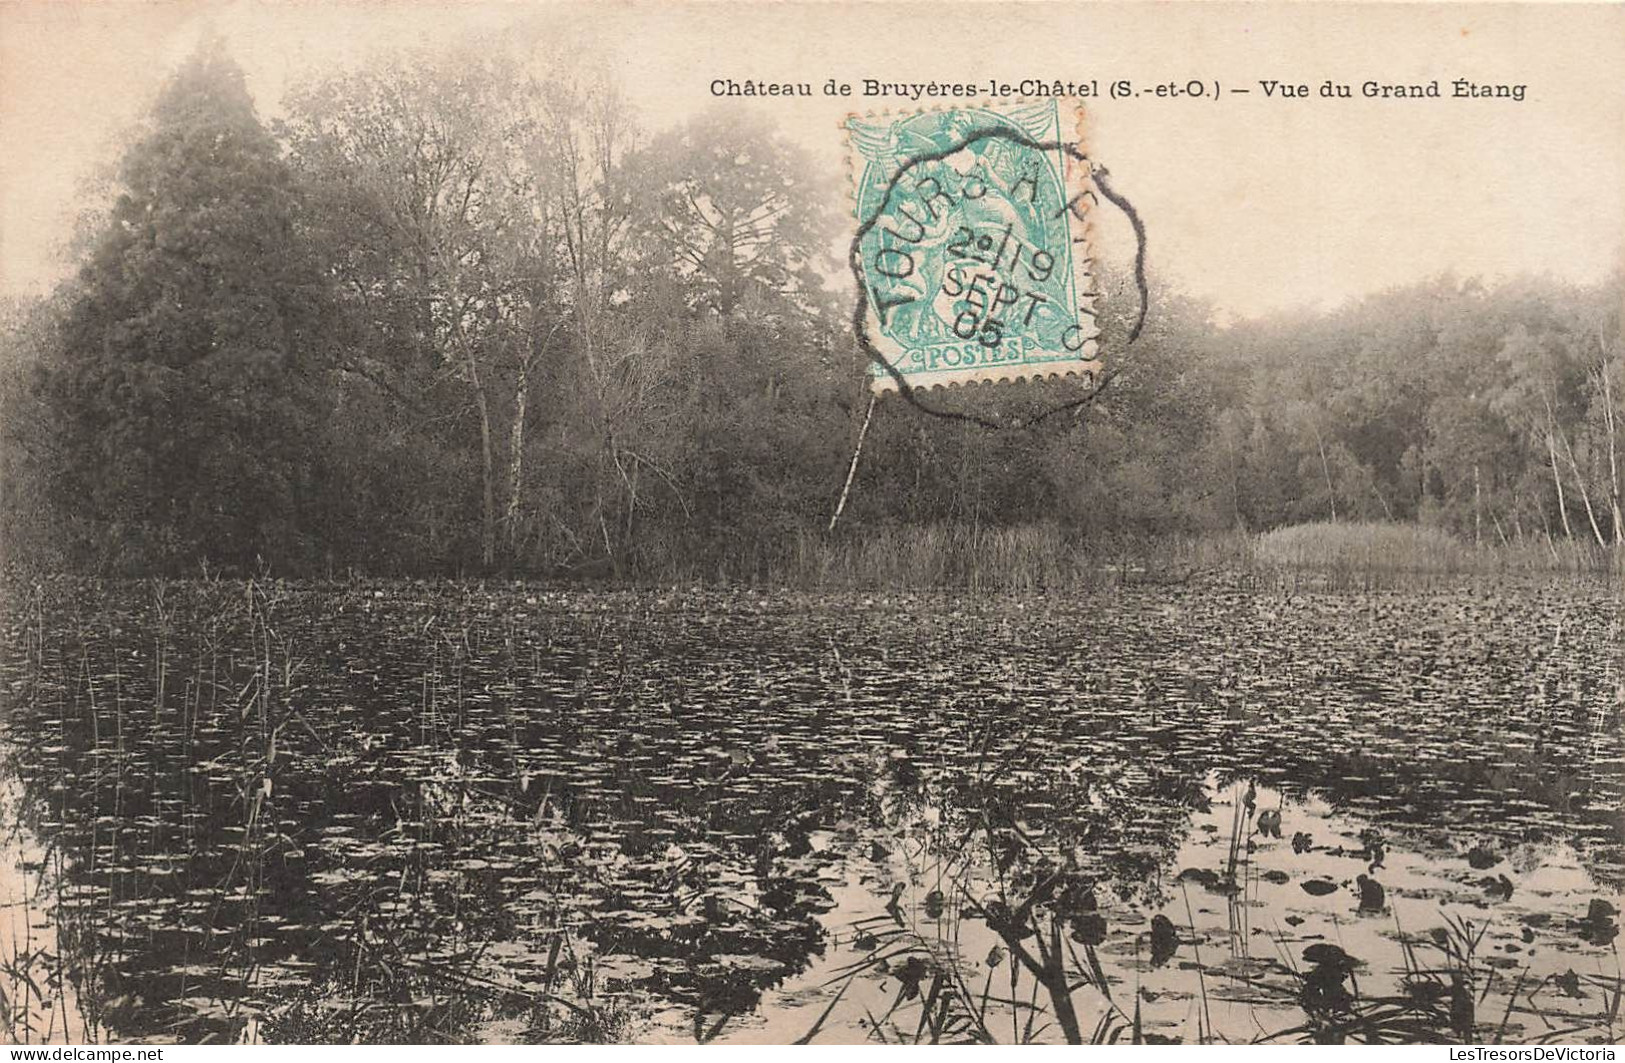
[845,99,1103,394]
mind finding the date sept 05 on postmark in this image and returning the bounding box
[844,99,1104,395]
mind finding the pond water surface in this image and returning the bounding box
[0,579,1618,1044]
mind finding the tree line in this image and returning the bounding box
[1,39,1619,578]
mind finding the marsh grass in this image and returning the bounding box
[767,521,1618,593]
[1251,911,1625,1045]
[1253,522,1619,587]
[1,575,1618,1045]
[0,840,102,1045]
[0,583,109,1044]
[780,524,1252,593]
[0,579,628,1045]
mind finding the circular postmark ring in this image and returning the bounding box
[845,114,1147,431]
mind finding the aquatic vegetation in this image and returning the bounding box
[0,576,1618,1044]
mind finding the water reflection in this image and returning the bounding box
[0,580,1618,1043]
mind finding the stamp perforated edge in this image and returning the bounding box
[841,99,1105,396]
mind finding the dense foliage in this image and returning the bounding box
[2,41,1620,576]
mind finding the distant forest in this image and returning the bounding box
[1,40,1620,578]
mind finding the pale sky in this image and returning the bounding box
[2,0,1622,319]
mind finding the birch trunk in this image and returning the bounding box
[1556,416,1607,546]
[1473,463,1482,546]
[1313,426,1337,523]
[1600,364,1622,543]
[505,359,529,558]
[829,395,877,533]
[470,359,496,569]
[448,306,498,570]
[1546,415,1574,540]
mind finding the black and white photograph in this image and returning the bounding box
[0,0,1620,1048]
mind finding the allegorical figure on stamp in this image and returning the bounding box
[847,100,1101,391]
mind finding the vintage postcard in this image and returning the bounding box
[0,0,1621,1049]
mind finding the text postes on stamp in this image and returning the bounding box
[846,100,1102,395]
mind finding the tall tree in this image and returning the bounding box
[286,46,544,570]
[522,68,652,572]
[0,293,71,569]
[641,107,838,320]
[42,36,332,571]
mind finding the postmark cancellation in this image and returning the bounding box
[844,99,1103,395]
